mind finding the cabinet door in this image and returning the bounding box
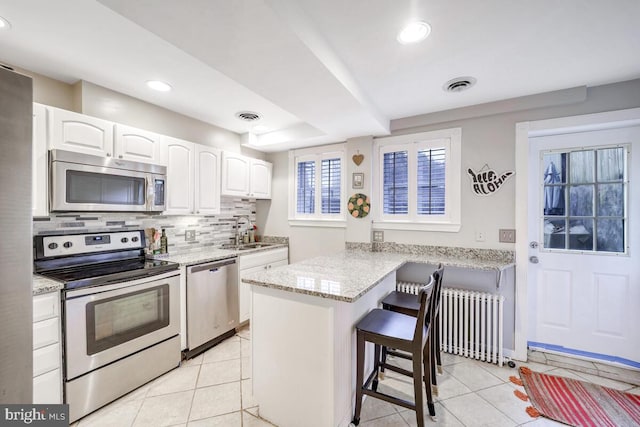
[161,136,194,214]
[221,152,251,197]
[32,103,48,216]
[33,368,62,404]
[195,145,221,214]
[239,264,268,324]
[49,107,114,157]
[250,159,272,199]
[114,124,162,164]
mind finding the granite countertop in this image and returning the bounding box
[154,243,288,266]
[242,249,515,303]
[33,274,64,296]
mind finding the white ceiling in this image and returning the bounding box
[0,0,639,152]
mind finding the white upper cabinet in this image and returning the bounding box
[195,145,222,215]
[114,124,163,165]
[221,152,272,199]
[49,107,114,157]
[161,136,195,215]
[250,159,272,199]
[161,137,221,215]
[221,152,251,197]
[33,103,48,217]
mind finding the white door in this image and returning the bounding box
[527,126,640,367]
[195,145,221,214]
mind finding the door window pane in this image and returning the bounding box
[597,183,624,216]
[597,219,624,252]
[569,151,595,183]
[568,219,593,251]
[544,219,567,249]
[597,147,625,181]
[569,185,593,216]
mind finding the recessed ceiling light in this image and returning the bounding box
[252,125,269,133]
[0,16,11,30]
[397,21,431,44]
[146,80,172,92]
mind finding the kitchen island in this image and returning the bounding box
[242,248,514,427]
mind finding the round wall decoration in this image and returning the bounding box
[348,193,370,218]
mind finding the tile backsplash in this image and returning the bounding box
[33,197,257,255]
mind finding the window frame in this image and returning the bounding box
[289,144,347,227]
[373,128,462,232]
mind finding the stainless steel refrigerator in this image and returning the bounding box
[0,65,33,403]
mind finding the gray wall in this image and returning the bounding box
[259,79,640,261]
[11,65,265,159]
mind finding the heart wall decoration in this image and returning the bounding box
[467,165,514,196]
[352,153,364,166]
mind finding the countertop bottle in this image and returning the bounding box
[160,229,168,254]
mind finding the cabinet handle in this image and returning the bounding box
[119,155,123,159]
[106,153,111,157]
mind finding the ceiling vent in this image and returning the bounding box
[443,76,477,93]
[235,111,261,122]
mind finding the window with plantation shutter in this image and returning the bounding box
[374,128,462,232]
[289,145,346,226]
[321,158,341,214]
[297,161,315,214]
[383,151,409,214]
[417,148,446,215]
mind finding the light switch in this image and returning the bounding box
[499,229,516,243]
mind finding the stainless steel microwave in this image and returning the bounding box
[50,149,166,212]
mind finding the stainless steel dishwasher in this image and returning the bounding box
[185,257,239,358]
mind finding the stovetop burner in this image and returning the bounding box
[34,229,179,290]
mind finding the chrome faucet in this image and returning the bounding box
[233,215,251,245]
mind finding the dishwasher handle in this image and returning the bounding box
[189,258,237,274]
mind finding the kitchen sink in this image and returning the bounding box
[221,243,278,251]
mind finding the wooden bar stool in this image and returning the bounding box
[352,275,436,427]
[381,264,444,395]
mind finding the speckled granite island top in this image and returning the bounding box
[242,249,515,303]
[33,274,64,296]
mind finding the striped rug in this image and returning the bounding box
[512,366,640,427]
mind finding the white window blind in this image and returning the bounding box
[321,158,341,214]
[417,148,446,215]
[296,160,315,214]
[383,151,408,214]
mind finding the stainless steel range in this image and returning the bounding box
[34,230,181,423]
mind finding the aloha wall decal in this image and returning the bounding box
[467,165,514,196]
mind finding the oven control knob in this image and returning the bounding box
[63,241,73,249]
[121,237,129,243]
[47,243,58,250]
[131,236,139,242]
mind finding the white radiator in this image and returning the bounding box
[395,282,505,366]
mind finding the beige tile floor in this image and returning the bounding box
[72,326,640,427]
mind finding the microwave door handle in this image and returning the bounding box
[146,176,153,211]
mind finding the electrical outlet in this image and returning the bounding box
[499,229,516,243]
[372,230,384,242]
[185,230,196,241]
[475,231,486,242]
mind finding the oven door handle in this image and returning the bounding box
[65,270,179,299]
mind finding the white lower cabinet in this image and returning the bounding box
[239,248,288,323]
[33,291,62,404]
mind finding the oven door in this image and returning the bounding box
[51,160,152,212]
[64,271,180,380]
